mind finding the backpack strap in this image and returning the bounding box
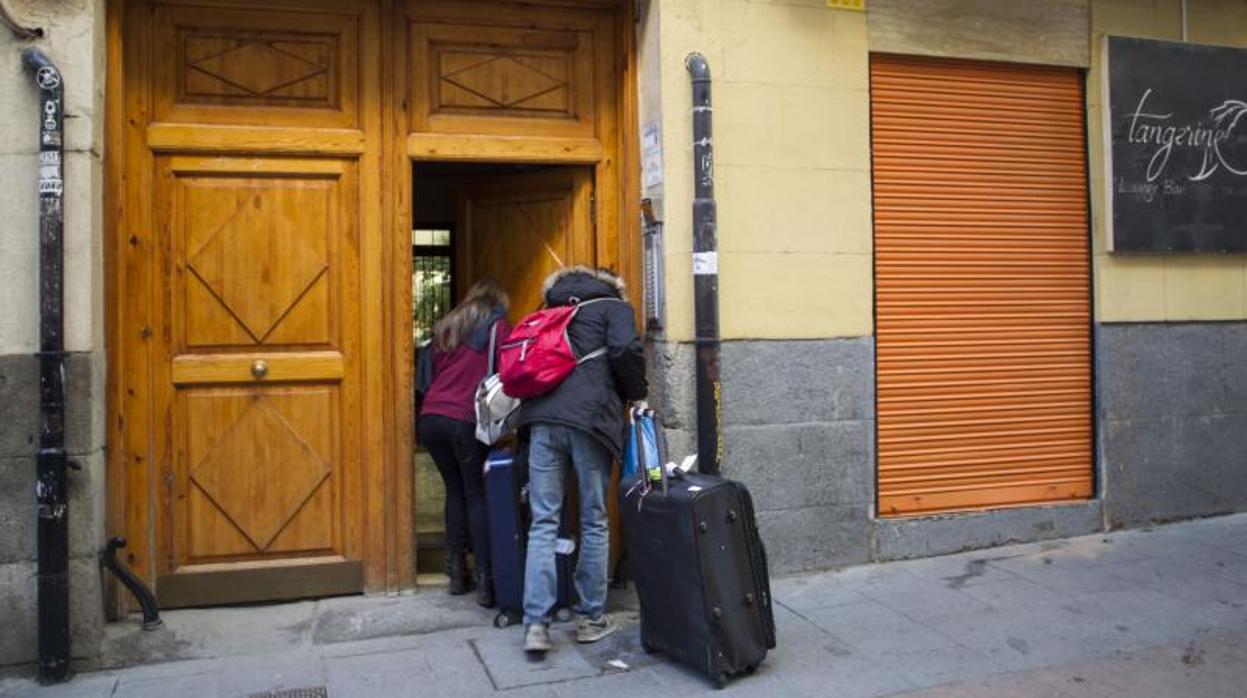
[577,347,608,363]
[565,297,624,364]
[486,321,498,377]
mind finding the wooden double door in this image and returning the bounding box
[109,0,634,609]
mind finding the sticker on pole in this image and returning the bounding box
[692,251,717,275]
[36,66,61,90]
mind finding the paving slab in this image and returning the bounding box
[858,577,995,621]
[898,633,1247,698]
[115,671,221,698]
[1214,559,1247,585]
[958,576,1073,610]
[216,650,328,698]
[549,665,672,698]
[770,571,871,611]
[988,555,1146,595]
[802,598,960,657]
[891,554,1025,589]
[0,673,118,698]
[470,628,600,690]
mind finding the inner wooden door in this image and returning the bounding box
[457,167,596,316]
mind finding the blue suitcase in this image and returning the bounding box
[484,448,577,628]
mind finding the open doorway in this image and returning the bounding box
[411,161,596,582]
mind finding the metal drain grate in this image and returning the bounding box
[247,688,328,698]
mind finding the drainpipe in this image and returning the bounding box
[686,53,722,476]
[24,48,71,685]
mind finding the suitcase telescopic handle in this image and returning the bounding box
[631,406,674,496]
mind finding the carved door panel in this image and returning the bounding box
[409,5,607,139]
[152,156,364,606]
[457,168,595,319]
[151,3,361,129]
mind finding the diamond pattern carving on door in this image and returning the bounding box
[184,180,331,347]
[186,37,332,99]
[411,20,597,137]
[439,52,571,113]
[187,390,333,552]
[154,5,359,128]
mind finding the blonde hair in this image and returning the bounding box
[433,278,509,352]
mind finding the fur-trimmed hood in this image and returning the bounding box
[542,265,627,306]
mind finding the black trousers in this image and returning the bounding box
[418,414,490,574]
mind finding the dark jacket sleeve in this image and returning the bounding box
[415,343,435,396]
[605,302,647,401]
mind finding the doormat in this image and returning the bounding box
[247,688,329,698]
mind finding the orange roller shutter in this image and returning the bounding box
[870,54,1093,517]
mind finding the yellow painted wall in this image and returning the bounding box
[654,0,874,341]
[652,0,1247,339]
[1089,0,1247,321]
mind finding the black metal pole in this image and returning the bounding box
[24,47,70,685]
[686,53,722,476]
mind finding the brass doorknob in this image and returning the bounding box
[251,360,269,379]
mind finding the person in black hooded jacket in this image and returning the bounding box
[517,266,646,655]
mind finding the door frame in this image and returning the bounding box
[104,0,640,612]
[394,0,641,588]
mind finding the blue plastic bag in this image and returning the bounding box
[623,407,662,480]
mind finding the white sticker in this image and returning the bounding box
[36,67,61,90]
[555,537,577,555]
[641,122,663,190]
[692,251,717,275]
[687,486,703,492]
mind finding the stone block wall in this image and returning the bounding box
[1098,323,1247,528]
[648,338,876,573]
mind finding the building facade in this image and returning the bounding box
[0,0,1244,669]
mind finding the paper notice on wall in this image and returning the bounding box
[642,122,663,190]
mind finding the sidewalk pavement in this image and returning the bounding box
[3,513,1246,697]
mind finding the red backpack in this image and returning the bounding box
[498,298,617,399]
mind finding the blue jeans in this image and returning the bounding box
[523,424,612,626]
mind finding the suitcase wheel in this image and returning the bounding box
[639,633,657,655]
[745,664,757,675]
[554,607,572,623]
[713,673,729,690]
[494,610,520,628]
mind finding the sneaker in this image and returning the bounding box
[575,614,618,643]
[524,624,552,654]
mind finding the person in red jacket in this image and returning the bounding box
[417,278,511,607]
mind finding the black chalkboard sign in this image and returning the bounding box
[1105,36,1247,252]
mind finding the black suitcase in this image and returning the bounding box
[621,470,776,688]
